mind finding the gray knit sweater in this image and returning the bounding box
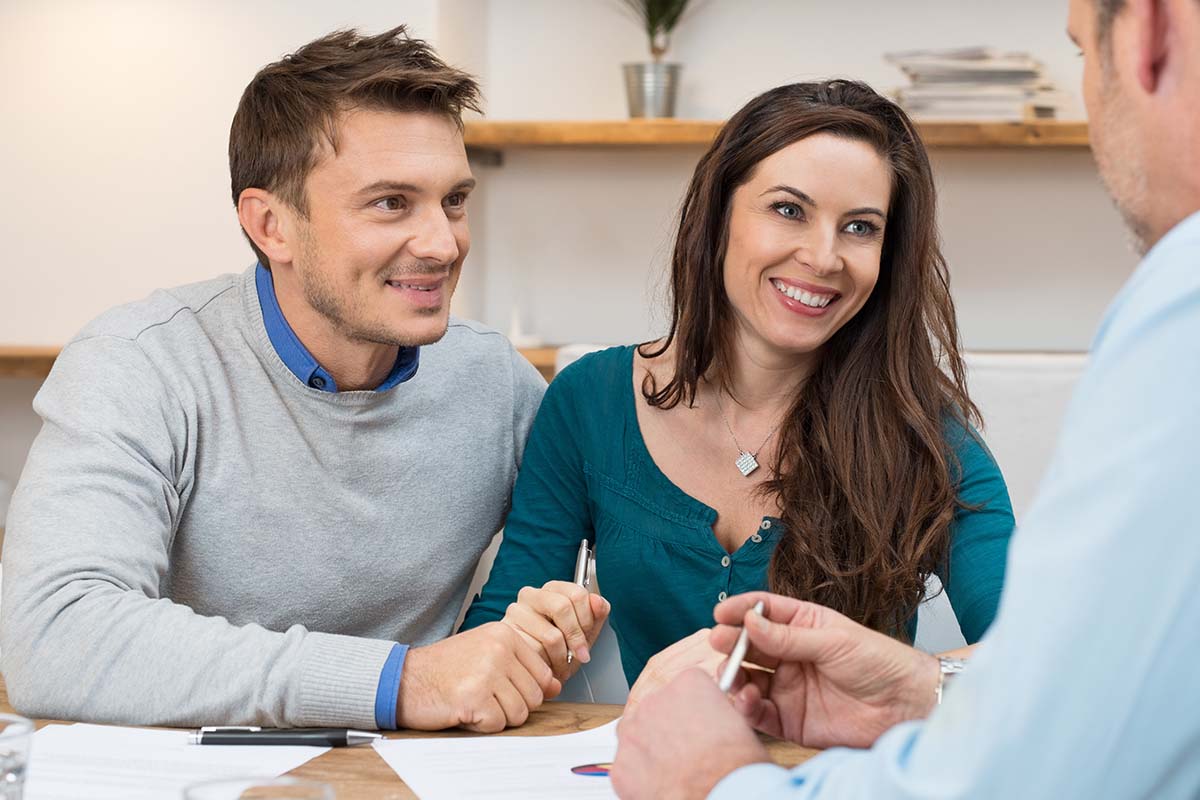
[0,267,545,729]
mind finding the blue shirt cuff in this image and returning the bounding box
[708,762,798,799]
[374,643,409,731]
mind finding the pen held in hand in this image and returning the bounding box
[716,600,765,693]
[567,538,593,666]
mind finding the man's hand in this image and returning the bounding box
[712,592,940,749]
[612,668,770,800]
[625,629,724,712]
[501,580,610,681]
[396,622,562,732]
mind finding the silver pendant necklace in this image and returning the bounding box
[713,390,784,477]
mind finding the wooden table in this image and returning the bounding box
[1,677,816,799]
[0,345,563,383]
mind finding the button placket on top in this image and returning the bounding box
[717,517,781,603]
[717,551,733,601]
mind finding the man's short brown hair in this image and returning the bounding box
[229,25,481,267]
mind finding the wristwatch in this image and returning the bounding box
[936,657,967,705]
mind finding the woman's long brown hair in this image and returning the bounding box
[640,80,979,638]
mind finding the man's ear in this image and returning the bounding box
[1129,0,1170,93]
[237,188,297,267]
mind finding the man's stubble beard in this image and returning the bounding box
[1093,64,1154,256]
[296,231,451,348]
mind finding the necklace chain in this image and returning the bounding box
[713,389,784,477]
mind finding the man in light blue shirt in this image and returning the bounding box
[612,0,1200,796]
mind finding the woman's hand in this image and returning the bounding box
[502,580,610,682]
[625,628,726,712]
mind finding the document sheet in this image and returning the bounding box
[373,718,620,799]
[25,723,328,800]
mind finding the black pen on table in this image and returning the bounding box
[189,727,382,747]
[566,537,593,665]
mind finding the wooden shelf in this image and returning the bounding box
[0,344,560,382]
[0,346,59,379]
[464,119,1090,149]
[914,120,1090,148]
[518,346,559,382]
[465,119,723,147]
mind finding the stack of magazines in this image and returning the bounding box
[886,47,1067,122]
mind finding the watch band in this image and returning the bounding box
[936,656,968,705]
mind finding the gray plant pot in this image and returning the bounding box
[623,62,681,118]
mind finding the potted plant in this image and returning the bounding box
[619,0,691,118]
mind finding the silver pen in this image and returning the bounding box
[717,600,765,692]
[189,726,382,746]
[566,538,593,665]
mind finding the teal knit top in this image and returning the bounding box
[464,345,1015,684]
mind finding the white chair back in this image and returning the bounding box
[915,351,1087,651]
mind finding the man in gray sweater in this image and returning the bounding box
[0,26,574,733]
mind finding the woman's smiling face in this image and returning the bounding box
[721,133,892,361]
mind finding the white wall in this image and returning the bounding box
[485,0,1087,121]
[0,0,439,345]
[1,0,1139,500]
[474,0,1133,349]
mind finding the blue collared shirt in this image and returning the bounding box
[711,211,1200,799]
[255,262,416,729]
[255,263,419,393]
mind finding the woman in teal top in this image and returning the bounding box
[463,80,1015,688]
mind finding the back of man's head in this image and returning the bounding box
[1079,0,1200,250]
[229,26,481,268]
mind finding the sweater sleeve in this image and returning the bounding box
[938,422,1016,643]
[462,360,592,629]
[509,341,549,471]
[0,335,395,728]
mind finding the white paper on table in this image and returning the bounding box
[24,723,329,800]
[373,718,620,800]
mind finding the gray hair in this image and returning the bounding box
[1096,0,1125,40]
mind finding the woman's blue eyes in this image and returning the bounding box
[773,201,802,219]
[844,220,879,236]
[771,202,880,236]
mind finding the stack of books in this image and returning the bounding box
[885,47,1067,122]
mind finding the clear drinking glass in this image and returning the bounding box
[181,776,334,800]
[0,714,33,800]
